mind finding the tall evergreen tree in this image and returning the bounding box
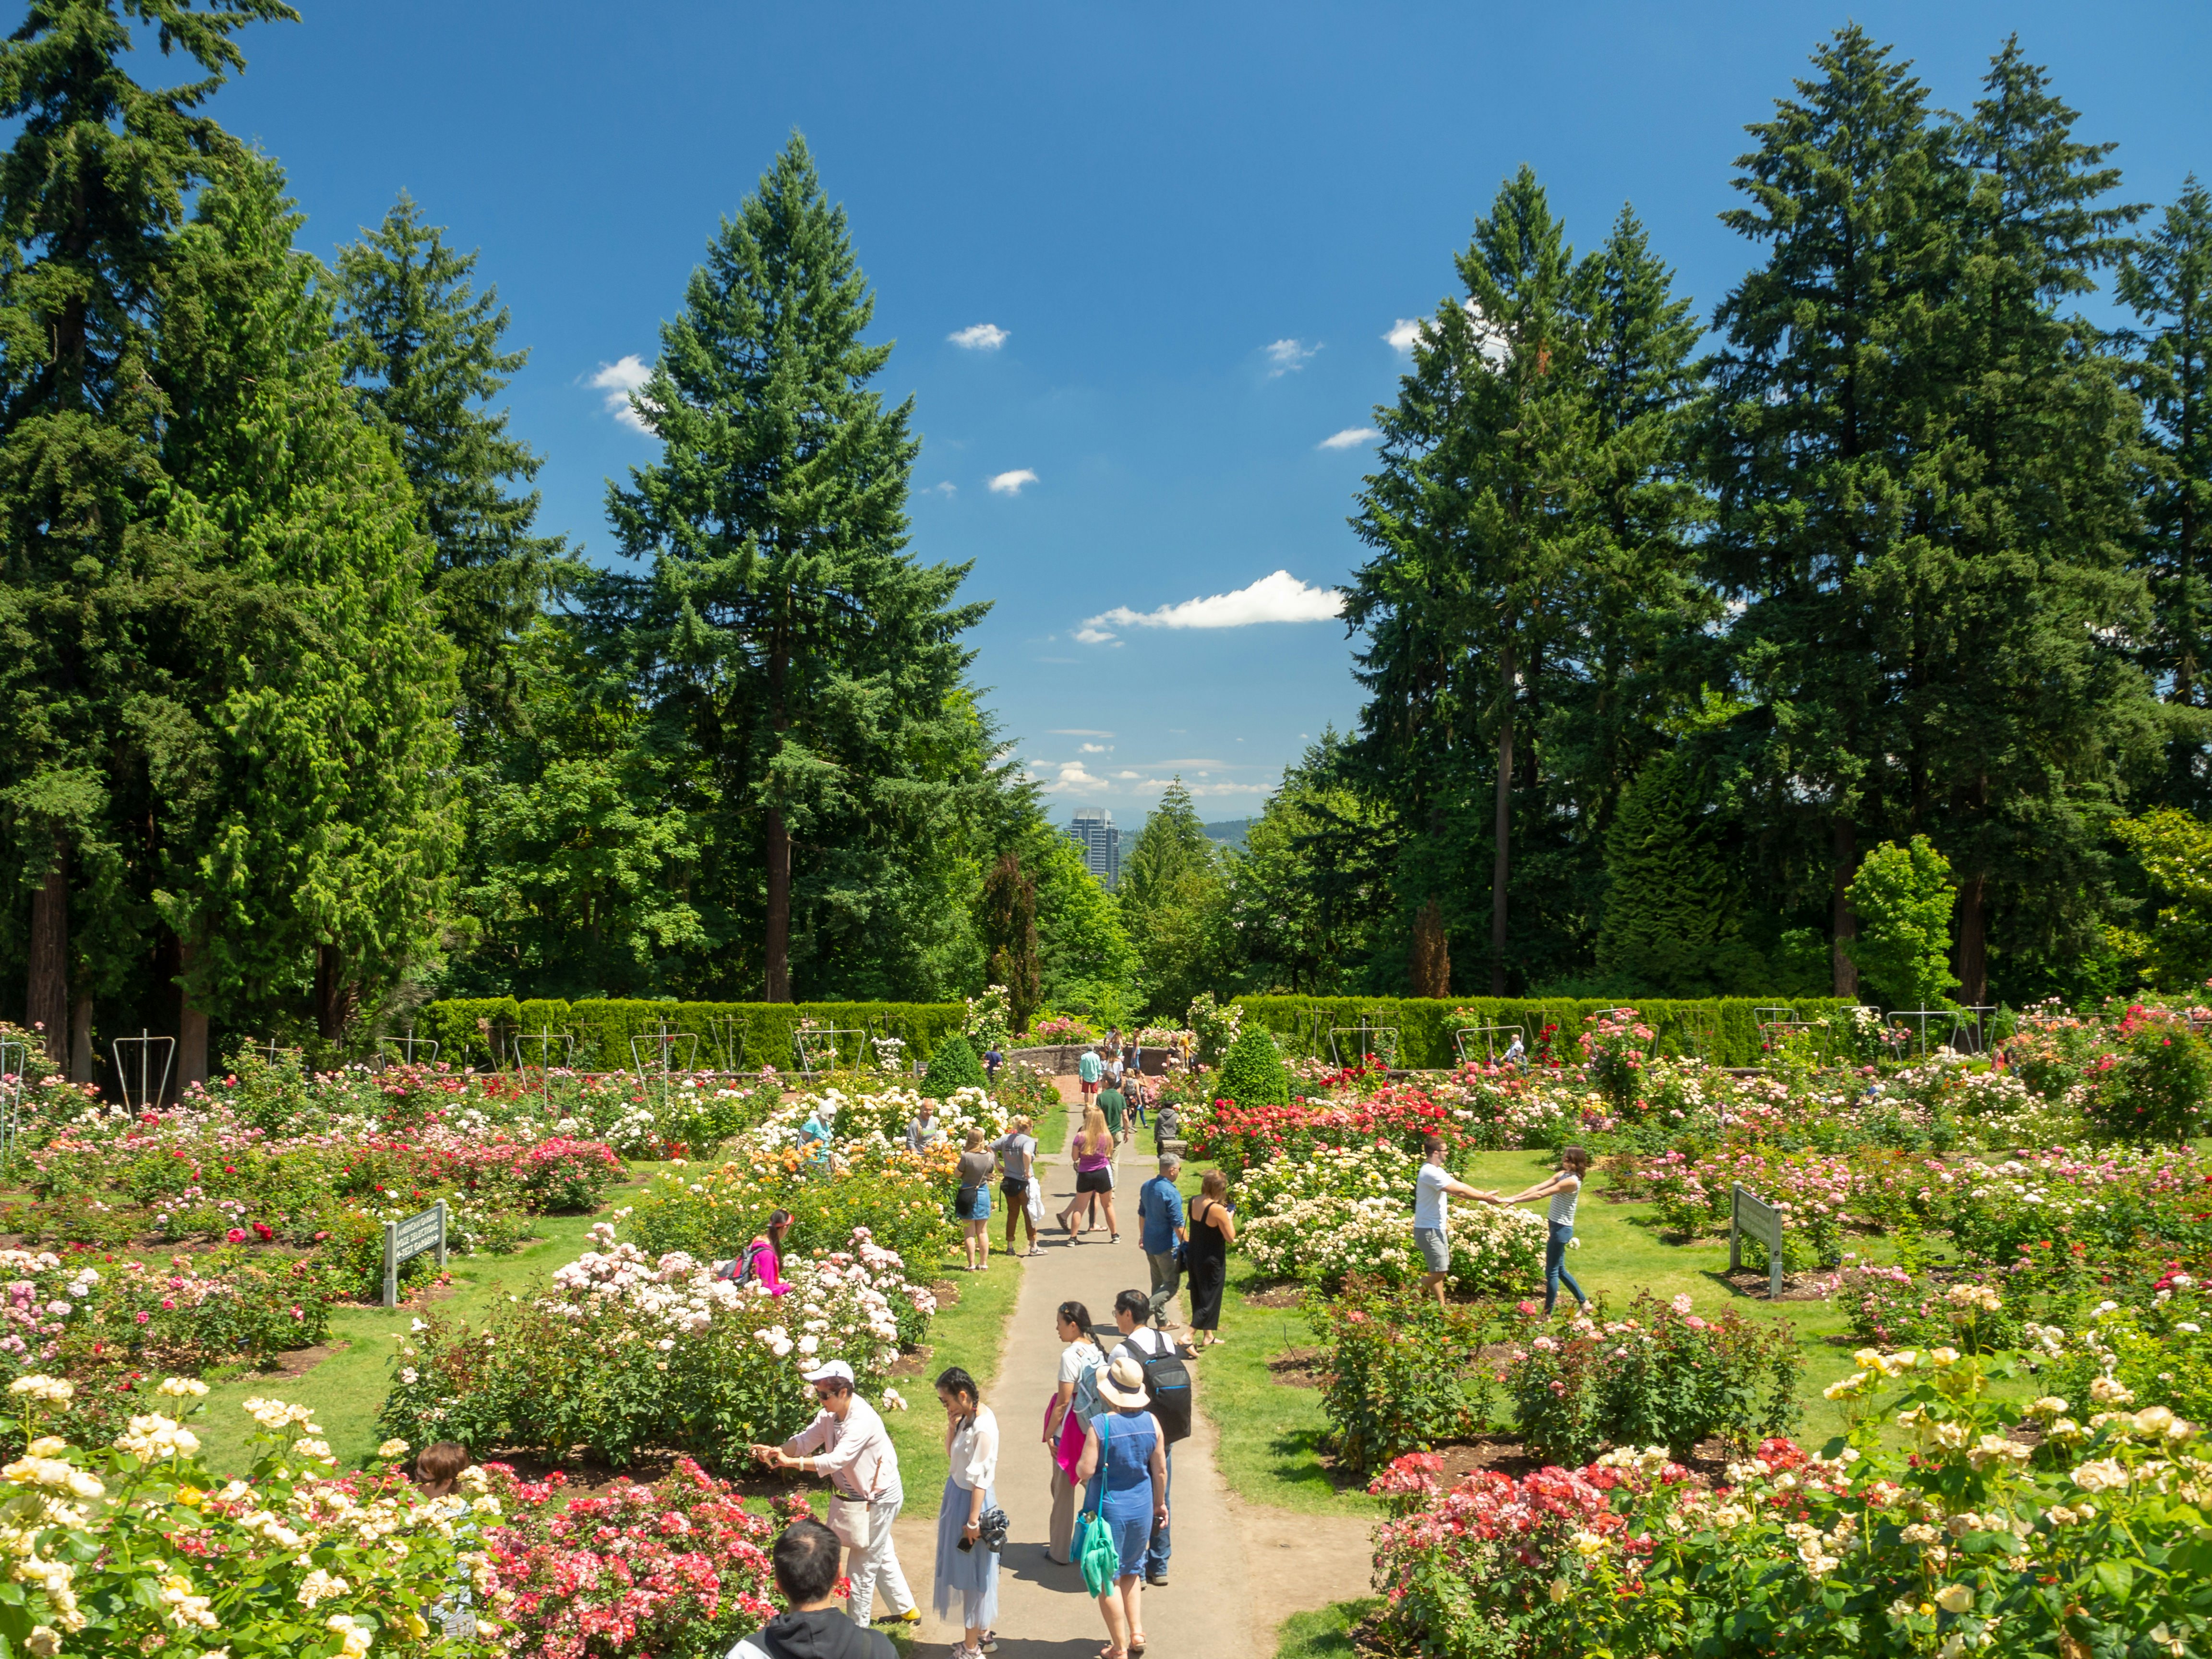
[335,194,564,752]
[1346,167,1592,995]
[150,155,460,1063]
[980,851,1041,1035]
[1118,779,1226,1017]
[1920,39,2157,1004]
[1595,747,1750,994]
[0,0,293,1066]
[604,134,989,1001]
[1702,27,1958,998]
[1222,735,1390,996]
[2117,176,2212,803]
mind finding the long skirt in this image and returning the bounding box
[932,1474,999,1629]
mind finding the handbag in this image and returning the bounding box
[1073,1414,1121,1597]
[827,1493,873,1550]
[1025,1175,1045,1225]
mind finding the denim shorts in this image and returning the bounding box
[1414,1226,1450,1272]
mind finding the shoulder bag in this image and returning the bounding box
[1073,1414,1121,1597]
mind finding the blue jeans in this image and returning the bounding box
[1545,1221,1585,1313]
[1142,1445,1171,1577]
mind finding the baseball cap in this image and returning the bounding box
[801,1360,855,1386]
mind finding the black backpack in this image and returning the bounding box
[1117,1333,1193,1445]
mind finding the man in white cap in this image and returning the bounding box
[750,1360,918,1630]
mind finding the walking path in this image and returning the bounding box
[883,1085,1373,1657]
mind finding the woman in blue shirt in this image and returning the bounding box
[1074,1354,1168,1659]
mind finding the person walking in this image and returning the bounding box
[984,1042,1004,1082]
[1073,1355,1169,1659]
[1137,1154,1188,1334]
[1184,1170,1235,1350]
[956,1128,996,1272]
[1044,1299,1103,1564]
[730,1517,899,1659]
[994,1115,1041,1257]
[1479,1145,1594,1314]
[750,1360,919,1632]
[931,1366,1001,1659]
[1077,1044,1104,1106]
[1059,1107,1119,1241]
[1413,1133,1487,1306]
[1097,1076,1128,1146]
[1109,1288,1181,1585]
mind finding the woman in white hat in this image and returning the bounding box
[1073,1353,1168,1659]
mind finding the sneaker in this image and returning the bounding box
[1146,1569,1168,1586]
[877,1609,922,1625]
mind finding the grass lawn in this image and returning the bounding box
[1275,1599,1382,1659]
[883,1248,1025,1516]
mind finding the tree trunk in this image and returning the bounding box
[1831,818,1860,998]
[765,806,792,1002]
[314,944,354,1042]
[1411,895,1451,998]
[1491,642,1515,997]
[177,938,208,1090]
[1956,872,1987,1010]
[25,845,68,1066]
[69,996,93,1083]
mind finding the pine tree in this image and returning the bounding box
[1346,167,1592,995]
[1916,38,2158,1004]
[1595,748,1746,993]
[1408,896,1450,997]
[606,135,989,1001]
[0,0,294,1066]
[981,852,1041,1035]
[1703,27,1958,997]
[2117,176,2212,803]
[1118,779,1226,1017]
[335,194,565,753]
[148,154,460,1065]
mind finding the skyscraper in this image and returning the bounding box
[1066,808,1119,888]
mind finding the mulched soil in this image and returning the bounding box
[1719,1267,1830,1301]
[260,1338,351,1378]
[1266,1346,1329,1389]
[1243,1279,1307,1309]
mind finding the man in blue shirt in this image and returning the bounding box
[1137,1154,1188,1330]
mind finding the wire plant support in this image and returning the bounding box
[249,1038,303,1069]
[511,1027,577,1113]
[1329,1018,1399,1070]
[0,1036,25,1160]
[704,1014,746,1074]
[793,1026,867,1081]
[1453,1025,1525,1066]
[112,1030,176,1112]
[1886,1009,1971,1060]
[375,1029,441,1071]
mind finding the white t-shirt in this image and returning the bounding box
[1058,1338,1104,1428]
[1548,1173,1582,1228]
[1414,1160,1450,1230]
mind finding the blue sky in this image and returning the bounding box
[204,1,2212,826]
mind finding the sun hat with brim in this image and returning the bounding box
[1094,1354,1150,1410]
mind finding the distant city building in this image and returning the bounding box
[1066,808,1120,888]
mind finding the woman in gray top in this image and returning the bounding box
[956,1128,997,1272]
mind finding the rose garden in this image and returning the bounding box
[0,986,2204,1658]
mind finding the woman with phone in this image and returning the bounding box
[932,1365,1001,1659]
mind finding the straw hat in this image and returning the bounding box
[1094,1353,1150,1410]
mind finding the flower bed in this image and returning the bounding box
[377,1225,932,1468]
[1369,1346,2212,1659]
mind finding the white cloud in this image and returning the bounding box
[1037,761,1107,793]
[1385,303,1507,368]
[1081,570,1343,637]
[1131,777,1269,796]
[588,355,656,433]
[1319,426,1379,450]
[927,480,957,497]
[1115,770,1140,780]
[1265,338,1319,376]
[1078,742,1110,754]
[1072,625,1120,646]
[988,469,1038,495]
[949,323,1009,350]
[1385,318,1425,352]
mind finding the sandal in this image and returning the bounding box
[1131,1636,1148,1657]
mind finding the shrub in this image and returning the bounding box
[920,1033,986,1099]
[1216,1024,1290,1109]
[1311,1279,1510,1475]
[2085,1004,2212,1142]
[1243,1195,1544,1299]
[1503,1291,1800,1464]
[509,1138,626,1213]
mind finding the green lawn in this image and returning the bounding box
[1275,1599,1382,1659]
[882,1248,1025,1516]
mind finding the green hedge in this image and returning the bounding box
[1233,996,1860,1070]
[414,999,969,1072]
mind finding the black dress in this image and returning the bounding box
[1186,1197,1230,1331]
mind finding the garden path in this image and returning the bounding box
[884,1082,1373,1657]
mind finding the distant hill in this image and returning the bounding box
[1202,818,1250,849]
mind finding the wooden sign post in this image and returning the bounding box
[1729,1181,1786,1300]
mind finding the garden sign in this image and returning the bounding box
[1727,1181,1785,1300]
[383,1200,448,1308]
